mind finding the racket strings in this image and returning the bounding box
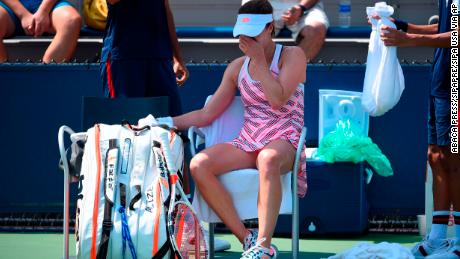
[173,203,208,259]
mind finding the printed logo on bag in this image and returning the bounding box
[121,138,131,174]
[107,162,115,190]
[145,186,154,213]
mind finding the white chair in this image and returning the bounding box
[188,95,306,259]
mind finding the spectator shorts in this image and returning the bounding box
[0,0,72,36]
[273,1,329,41]
[101,58,184,117]
[428,95,452,146]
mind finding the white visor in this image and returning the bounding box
[233,14,273,37]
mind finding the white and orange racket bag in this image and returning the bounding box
[76,122,183,259]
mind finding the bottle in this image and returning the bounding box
[338,0,351,28]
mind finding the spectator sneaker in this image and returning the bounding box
[411,237,455,258]
[426,238,460,259]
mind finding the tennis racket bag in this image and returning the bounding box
[76,122,184,259]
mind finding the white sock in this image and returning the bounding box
[454,211,460,238]
[429,211,450,241]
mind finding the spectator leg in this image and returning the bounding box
[428,145,451,212]
[0,7,15,62]
[443,147,460,215]
[44,6,81,63]
[433,146,460,215]
[296,22,327,63]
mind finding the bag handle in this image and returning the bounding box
[121,120,151,132]
[122,119,178,133]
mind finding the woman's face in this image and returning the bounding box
[240,22,274,45]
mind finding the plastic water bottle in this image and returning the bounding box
[338,0,351,28]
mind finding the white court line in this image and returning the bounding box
[4,38,103,44]
[4,37,369,44]
[178,38,369,44]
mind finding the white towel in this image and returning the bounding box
[327,242,414,259]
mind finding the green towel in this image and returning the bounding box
[317,120,393,177]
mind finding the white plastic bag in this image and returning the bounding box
[362,2,405,117]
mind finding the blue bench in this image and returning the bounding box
[80,26,371,38]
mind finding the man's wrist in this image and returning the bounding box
[297,4,308,16]
[401,32,415,47]
[394,19,409,32]
[173,55,184,64]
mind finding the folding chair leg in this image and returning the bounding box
[63,172,70,259]
[292,196,299,259]
[208,222,215,259]
[292,127,305,259]
[58,125,75,259]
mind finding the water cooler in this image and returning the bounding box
[275,90,370,235]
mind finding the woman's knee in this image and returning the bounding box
[257,150,282,179]
[189,154,213,182]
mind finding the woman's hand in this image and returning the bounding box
[239,36,264,60]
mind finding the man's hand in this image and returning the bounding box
[239,36,265,60]
[380,25,410,46]
[282,5,302,26]
[20,12,35,36]
[173,59,189,86]
[32,10,51,37]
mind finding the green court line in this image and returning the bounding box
[0,233,421,259]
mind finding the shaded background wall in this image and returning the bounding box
[0,63,430,217]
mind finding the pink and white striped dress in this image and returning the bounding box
[230,44,307,198]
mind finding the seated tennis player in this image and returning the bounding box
[159,0,306,258]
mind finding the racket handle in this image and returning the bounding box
[159,131,178,175]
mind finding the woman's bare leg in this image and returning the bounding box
[190,143,257,243]
[256,140,295,248]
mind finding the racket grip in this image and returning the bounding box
[159,131,178,175]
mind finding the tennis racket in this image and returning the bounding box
[158,131,209,259]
